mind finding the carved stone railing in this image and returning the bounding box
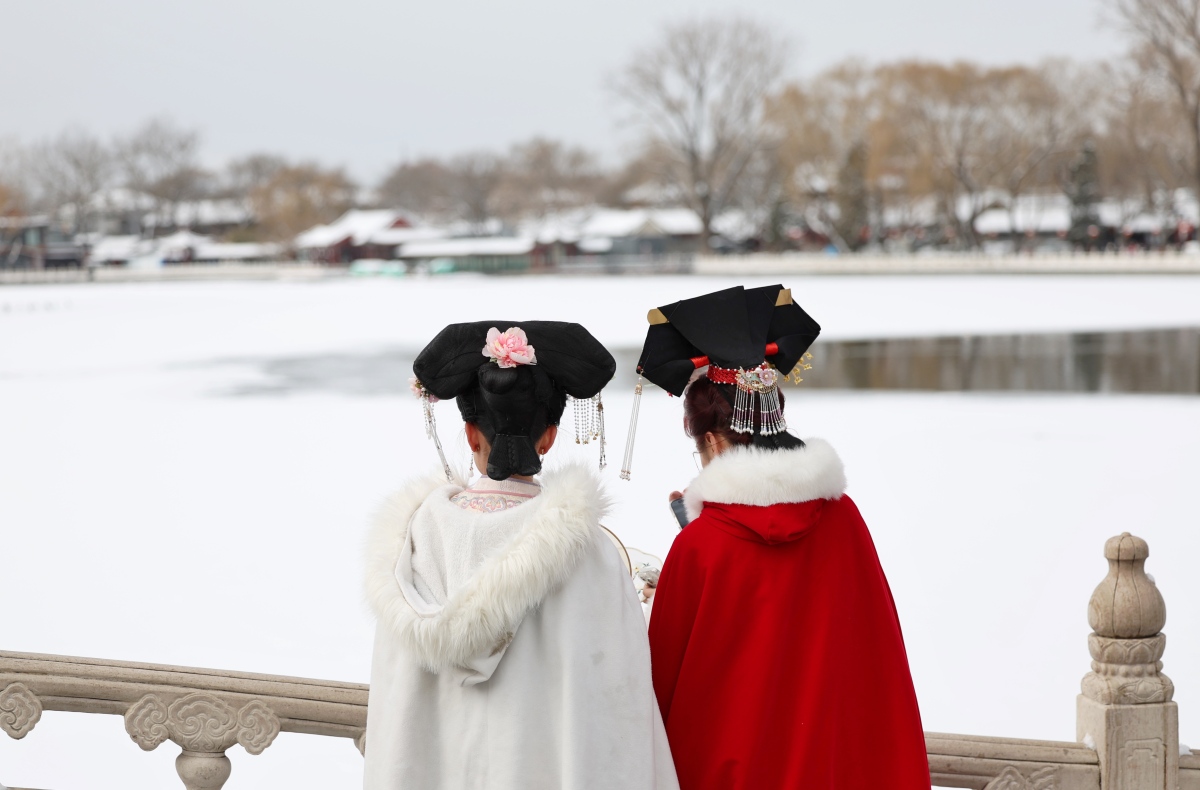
[0,652,366,789]
[0,532,1192,790]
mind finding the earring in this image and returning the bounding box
[468,455,475,476]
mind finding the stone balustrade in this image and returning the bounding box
[0,652,366,789]
[0,532,1192,789]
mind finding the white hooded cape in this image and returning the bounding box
[363,463,679,790]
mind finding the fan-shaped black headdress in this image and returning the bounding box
[412,320,616,481]
[621,284,821,478]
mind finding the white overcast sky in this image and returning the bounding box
[8,0,1124,182]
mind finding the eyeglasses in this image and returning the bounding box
[691,437,728,471]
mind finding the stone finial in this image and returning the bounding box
[1087,532,1165,639]
[1081,533,1173,706]
[1078,533,1179,790]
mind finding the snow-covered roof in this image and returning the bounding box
[143,199,250,229]
[647,208,704,236]
[577,237,614,253]
[89,188,156,213]
[90,235,146,262]
[515,207,706,244]
[975,195,1072,235]
[156,230,213,259]
[399,237,536,258]
[194,242,282,261]
[548,207,700,240]
[365,226,451,246]
[294,209,409,249]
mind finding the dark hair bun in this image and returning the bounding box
[459,365,567,480]
[412,321,613,480]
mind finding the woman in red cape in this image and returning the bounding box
[635,285,929,789]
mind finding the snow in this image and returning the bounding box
[155,230,212,259]
[364,226,449,246]
[193,242,282,261]
[2,276,1200,788]
[145,198,251,230]
[578,207,702,238]
[294,209,406,249]
[89,234,145,263]
[516,207,707,246]
[399,236,535,258]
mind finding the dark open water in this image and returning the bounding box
[201,328,1200,397]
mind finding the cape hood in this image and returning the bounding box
[365,463,607,678]
[683,438,847,526]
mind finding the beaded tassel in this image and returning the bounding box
[421,392,452,482]
[596,392,607,469]
[619,377,644,481]
[758,386,787,435]
[731,383,754,434]
[570,393,607,469]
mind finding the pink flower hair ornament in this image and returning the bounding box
[409,376,439,403]
[482,326,538,368]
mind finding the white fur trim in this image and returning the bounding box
[683,438,846,521]
[365,463,608,672]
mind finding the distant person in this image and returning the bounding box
[626,285,930,790]
[363,321,678,790]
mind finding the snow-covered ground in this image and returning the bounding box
[3,276,1200,789]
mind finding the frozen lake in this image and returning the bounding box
[3,275,1200,789]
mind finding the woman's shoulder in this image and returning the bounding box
[370,472,462,536]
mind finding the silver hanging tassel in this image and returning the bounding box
[573,396,586,445]
[595,392,607,469]
[619,376,644,481]
[731,380,754,434]
[758,386,787,435]
[421,391,453,482]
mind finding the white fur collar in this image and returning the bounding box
[365,463,607,673]
[683,438,846,521]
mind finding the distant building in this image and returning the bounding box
[0,216,86,269]
[396,237,563,273]
[295,210,417,263]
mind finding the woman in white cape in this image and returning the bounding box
[363,320,678,790]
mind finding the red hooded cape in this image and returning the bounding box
[647,440,930,790]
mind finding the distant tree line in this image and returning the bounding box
[3,0,1199,251]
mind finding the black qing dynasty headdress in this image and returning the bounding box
[620,284,821,480]
[411,320,617,480]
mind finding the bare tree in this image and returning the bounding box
[768,60,880,249]
[377,158,457,218]
[224,154,286,206]
[612,16,790,248]
[1095,55,1193,222]
[118,117,204,235]
[495,137,602,219]
[449,151,505,232]
[250,163,356,245]
[23,128,114,235]
[990,62,1096,250]
[0,139,28,218]
[1108,0,1200,194]
[872,61,1088,248]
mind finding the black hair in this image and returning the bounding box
[683,377,805,452]
[456,364,567,480]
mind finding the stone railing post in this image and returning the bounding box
[1077,533,1178,790]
